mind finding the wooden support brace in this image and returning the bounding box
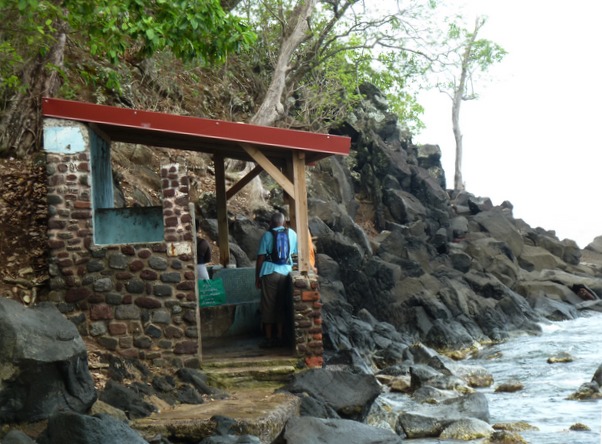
[292,151,310,274]
[226,164,263,201]
[240,143,295,198]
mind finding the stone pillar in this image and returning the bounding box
[291,272,323,368]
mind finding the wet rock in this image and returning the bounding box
[547,351,573,363]
[529,294,577,321]
[439,392,490,423]
[427,354,494,388]
[484,430,528,444]
[492,421,538,432]
[439,417,494,440]
[591,363,602,386]
[494,380,524,393]
[567,381,602,400]
[365,396,399,433]
[569,422,591,431]
[409,364,442,391]
[411,386,458,404]
[389,375,412,393]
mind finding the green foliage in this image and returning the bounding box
[233,0,439,132]
[0,0,256,94]
[436,17,507,99]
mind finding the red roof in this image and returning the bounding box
[42,98,350,164]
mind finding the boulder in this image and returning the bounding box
[0,298,97,423]
[427,355,494,388]
[440,392,490,423]
[365,396,399,433]
[37,412,147,444]
[1,430,37,444]
[529,295,577,321]
[473,210,523,258]
[284,416,402,444]
[383,188,427,224]
[424,319,476,350]
[463,236,519,287]
[229,217,265,260]
[561,239,581,265]
[518,245,562,271]
[281,368,381,420]
[586,236,602,254]
[99,380,156,419]
[397,412,448,438]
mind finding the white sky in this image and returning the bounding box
[411,0,602,248]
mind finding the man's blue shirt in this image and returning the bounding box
[257,227,298,277]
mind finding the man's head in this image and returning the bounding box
[270,212,285,228]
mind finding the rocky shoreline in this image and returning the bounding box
[3,85,602,443]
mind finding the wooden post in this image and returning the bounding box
[214,154,230,267]
[292,151,310,274]
[190,203,202,361]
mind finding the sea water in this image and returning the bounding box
[385,311,602,443]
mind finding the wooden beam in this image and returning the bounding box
[190,203,202,361]
[240,143,295,198]
[226,164,263,201]
[292,151,310,274]
[214,154,230,267]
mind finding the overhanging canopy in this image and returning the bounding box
[42,98,350,165]
[42,98,351,273]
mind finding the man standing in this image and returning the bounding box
[255,212,298,348]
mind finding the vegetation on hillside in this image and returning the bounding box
[0,0,506,156]
[0,0,505,298]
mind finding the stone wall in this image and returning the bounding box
[44,119,199,368]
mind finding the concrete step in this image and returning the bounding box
[202,359,299,389]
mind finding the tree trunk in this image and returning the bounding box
[451,18,482,191]
[228,0,318,206]
[250,0,318,127]
[0,31,66,157]
[452,87,464,191]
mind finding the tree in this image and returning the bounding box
[219,0,443,206]
[236,0,441,131]
[0,0,255,157]
[435,16,506,191]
